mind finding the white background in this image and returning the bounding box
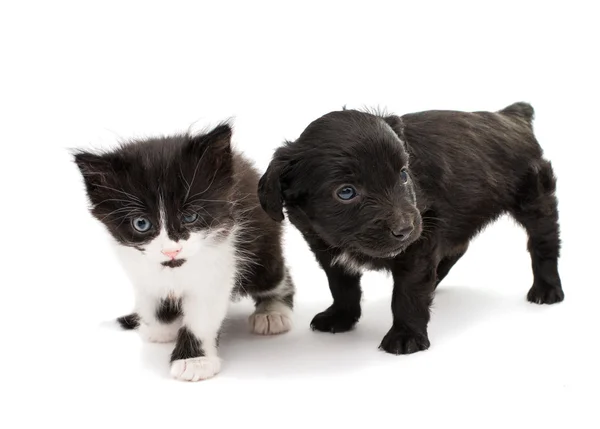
[1,1,598,428]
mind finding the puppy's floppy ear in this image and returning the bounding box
[258,157,286,222]
[383,115,406,141]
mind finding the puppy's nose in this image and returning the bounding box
[390,224,413,241]
[161,248,181,259]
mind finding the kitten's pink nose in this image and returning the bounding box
[161,248,181,259]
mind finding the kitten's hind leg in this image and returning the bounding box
[249,269,294,335]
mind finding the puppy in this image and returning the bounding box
[258,103,564,355]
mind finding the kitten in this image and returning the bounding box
[74,123,294,381]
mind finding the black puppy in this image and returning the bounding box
[258,102,564,355]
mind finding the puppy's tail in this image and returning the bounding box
[500,102,535,122]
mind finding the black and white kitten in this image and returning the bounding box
[74,123,294,381]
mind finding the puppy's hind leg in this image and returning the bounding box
[249,268,294,335]
[512,160,564,304]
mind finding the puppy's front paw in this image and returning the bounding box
[170,356,221,382]
[527,282,564,304]
[310,305,360,333]
[379,327,430,355]
[249,310,292,335]
[138,323,179,343]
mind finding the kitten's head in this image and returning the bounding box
[74,123,235,268]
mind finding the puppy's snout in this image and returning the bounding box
[390,223,414,241]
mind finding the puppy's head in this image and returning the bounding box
[259,109,422,258]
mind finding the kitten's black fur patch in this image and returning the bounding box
[259,102,563,355]
[155,297,183,323]
[171,327,205,362]
[161,259,186,268]
[117,313,140,330]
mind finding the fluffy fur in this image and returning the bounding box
[258,103,563,355]
[75,123,294,381]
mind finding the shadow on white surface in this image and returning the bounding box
[140,342,175,379]
[429,284,516,344]
[109,285,523,380]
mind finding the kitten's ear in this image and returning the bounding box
[73,151,113,195]
[258,157,287,222]
[187,123,233,170]
[383,115,406,141]
[189,123,232,154]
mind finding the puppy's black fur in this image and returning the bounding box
[258,102,563,355]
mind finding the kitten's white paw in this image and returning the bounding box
[170,356,221,382]
[138,323,179,343]
[249,310,293,335]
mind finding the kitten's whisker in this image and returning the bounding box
[96,198,144,209]
[93,184,143,204]
[183,150,213,203]
[99,207,144,222]
[188,198,235,204]
[185,168,219,203]
[183,148,208,201]
[180,164,192,196]
[196,206,217,224]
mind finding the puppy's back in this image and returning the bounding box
[402,102,539,157]
[401,103,548,239]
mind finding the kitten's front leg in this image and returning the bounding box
[170,287,231,382]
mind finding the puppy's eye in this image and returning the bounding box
[182,213,199,224]
[336,186,358,201]
[400,168,409,184]
[132,217,152,233]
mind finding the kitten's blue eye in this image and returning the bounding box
[336,186,358,201]
[132,217,152,233]
[182,213,199,224]
[400,169,409,184]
